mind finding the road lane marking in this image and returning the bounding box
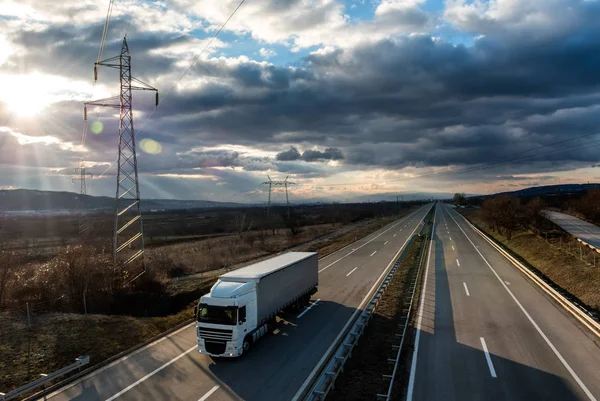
[452,245,455,250]
[346,267,358,276]
[370,251,377,257]
[296,298,321,319]
[295,204,434,401]
[393,234,397,237]
[384,241,389,245]
[407,204,437,401]
[449,237,452,241]
[317,207,425,273]
[505,281,511,285]
[45,321,197,398]
[198,385,220,401]
[105,346,196,401]
[480,337,497,378]
[297,299,321,319]
[447,205,597,401]
[463,282,470,296]
[456,258,460,266]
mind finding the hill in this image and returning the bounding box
[0,189,241,212]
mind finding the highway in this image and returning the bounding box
[543,210,600,249]
[408,203,600,401]
[45,204,433,401]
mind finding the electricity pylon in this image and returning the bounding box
[84,36,158,277]
[261,175,295,218]
[72,164,93,236]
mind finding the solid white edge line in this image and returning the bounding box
[407,204,437,401]
[446,205,597,401]
[198,385,220,401]
[105,346,196,401]
[317,207,425,273]
[346,267,358,277]
[370,251,377,257]
[292,204,433,401]
[456,258,460,267]
[45,321,196,398]
[479,337,497,378]
[463,282,470,297]
[56,209,429,399]
[297,299,321,319]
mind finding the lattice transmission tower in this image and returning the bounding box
[72,164,93,236]
[84,36,158,277]
[262,175,295,218]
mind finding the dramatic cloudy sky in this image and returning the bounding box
[1,0,600,203]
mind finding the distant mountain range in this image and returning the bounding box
[473,183,600,199]
[0,189,241,212]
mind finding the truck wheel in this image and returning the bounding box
[242,337,251,355]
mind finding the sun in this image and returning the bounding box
[0,72,53,118]
[6,93,47,117]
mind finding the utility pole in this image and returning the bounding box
[84,36,158,277]
[262,175,295,218]
[396,196,399,215]
[72,164,93,236]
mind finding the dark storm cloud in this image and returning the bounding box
[4,0,600,187]
[276,146,301,161]
[301,147,344,161]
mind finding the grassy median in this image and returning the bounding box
[327,214,431,401]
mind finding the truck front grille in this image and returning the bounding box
[198,327,233,342]
[205,340,227,355]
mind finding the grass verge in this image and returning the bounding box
[461,208,600,312]
[327,220,430,400]
[1,211,412,395]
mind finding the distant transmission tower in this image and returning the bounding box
[84,36,158,275]
[72,164,93,236]
[262,175,295,218]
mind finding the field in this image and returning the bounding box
[0,202,418,394]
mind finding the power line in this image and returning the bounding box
[96,0,247,178]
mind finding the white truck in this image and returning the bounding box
[196,251,318,357]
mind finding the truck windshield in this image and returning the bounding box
[197,303,237,325]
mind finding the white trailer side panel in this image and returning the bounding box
[255,253,318,324]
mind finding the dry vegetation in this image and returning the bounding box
[462,203,600,312]
[0,205,414,394]
[328,220,429,401]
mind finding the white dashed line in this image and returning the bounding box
[463,282,470,296]
[456,258,460,266]
[198,385,220,401]
[370,251,377,257]
[452,245,455,250]
[297,299,321,319]
[384,241,388,245]
[346,267,358,277]
[480,337,497,378]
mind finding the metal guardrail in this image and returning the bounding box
[0,356,89,401]
[376,217,431,400]
[305,216,430,401]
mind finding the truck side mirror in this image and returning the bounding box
[193,306,198,318]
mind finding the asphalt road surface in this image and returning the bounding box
[45,205,433,401]
[408,203,600,401]
[543,210,600,249]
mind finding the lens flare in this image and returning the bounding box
[140,138,162,154]
[91,121,103,134]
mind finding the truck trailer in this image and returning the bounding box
[196,251,319,357]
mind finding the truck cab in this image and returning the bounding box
[196,280,257,357]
